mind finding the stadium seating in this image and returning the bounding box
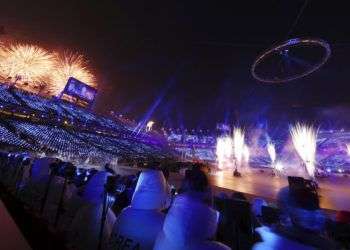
[0,83,173,163]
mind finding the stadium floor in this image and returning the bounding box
[115,166,350,211]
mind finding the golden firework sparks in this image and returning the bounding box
[0,43,54,84]
[51,52,96,95]
[0,43,97,96]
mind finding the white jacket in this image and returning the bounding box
[154,194,230,250]
[107,170,169,250]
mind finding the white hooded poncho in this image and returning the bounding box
[107,170,169,250]
[154,194,230,250]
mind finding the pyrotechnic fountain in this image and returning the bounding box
[233,127,245,176]
[243,144,250,167]
[216,136,233,169]
[274,161,284,173]
[290,123,318,179]
[267,142,277,173]
[346,144,350,156]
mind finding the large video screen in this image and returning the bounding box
[64,77,97,103]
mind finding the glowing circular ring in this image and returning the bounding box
[251,38,331,83]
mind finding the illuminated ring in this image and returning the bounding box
[251,38,331,83]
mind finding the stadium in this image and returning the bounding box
[0,83,174,165]
[1,1,350,250]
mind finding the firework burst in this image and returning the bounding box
[0,42,97,96]
[0,43,54,84]
[290,123,318,179]
[233,127,245,169]
[51,52,96,95]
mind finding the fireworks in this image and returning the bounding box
[290,123,318,179]
[243,144,250,164]
[216,136,233,169]
[146,120,155,131]
[0,44,54,84]
[51,52,96,95]
[346,144,350,156]
[233,127,245,168]
[267,142,276,164]
[275,161,284,172]
[0,42,96,95]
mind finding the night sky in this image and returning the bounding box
[1,0,350,129]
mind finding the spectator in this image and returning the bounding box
[107,169,170,250]
[253,185,334,250]
[178,167,213,206]
[277,185,326,233]
[153,193,230,250]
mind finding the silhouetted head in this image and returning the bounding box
[182,167,209,193]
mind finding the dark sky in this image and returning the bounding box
[1,0,350,129]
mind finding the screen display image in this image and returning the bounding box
[64,77,97,103]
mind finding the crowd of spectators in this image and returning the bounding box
[1,152,350,250]
[0,83,174,164]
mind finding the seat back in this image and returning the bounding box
[214,197,253,250]
[261,206,280,225]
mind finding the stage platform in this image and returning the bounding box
[115,166,350,212]
[207,170,350,212]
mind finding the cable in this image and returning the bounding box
[286,0,310,39]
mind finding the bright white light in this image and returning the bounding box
[267,142,276,164]
[146,120,155,131]
[346,144,350,156]
[243,144,250,163]
[233,127,245,166]
[216,136,233,169]
[275,161,284,172]
[290,123,318,179]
